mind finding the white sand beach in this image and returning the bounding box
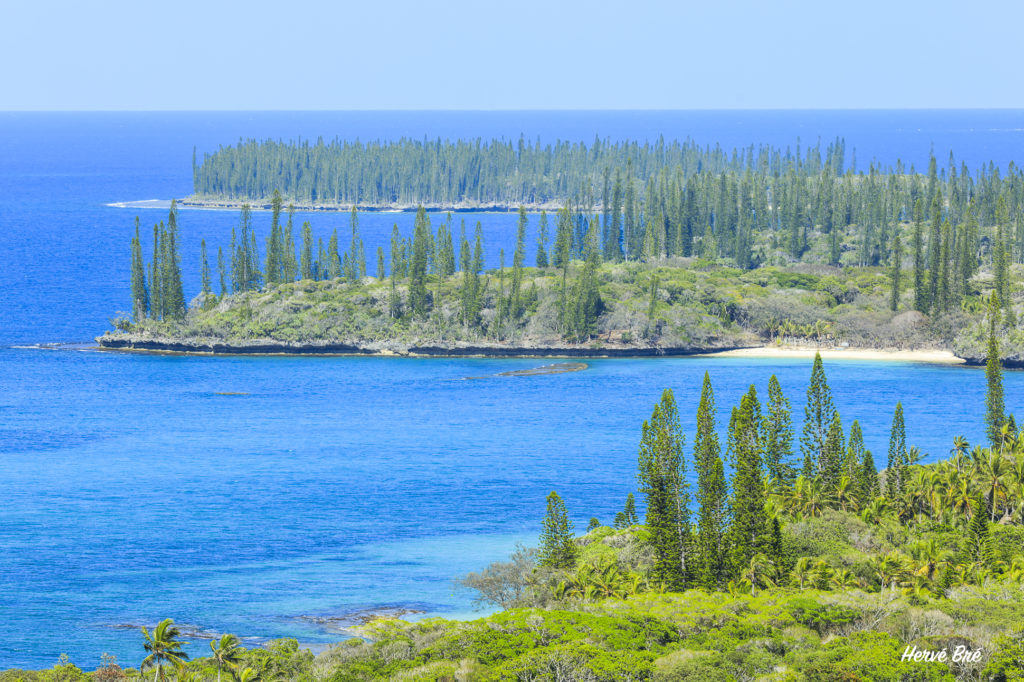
[701,346,965,364]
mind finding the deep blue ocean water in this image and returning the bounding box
[1,111,1023,670]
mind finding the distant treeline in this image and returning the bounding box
[192,137,1024,272]
[128,137,1024,331]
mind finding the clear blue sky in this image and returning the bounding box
[2,0,1022,110]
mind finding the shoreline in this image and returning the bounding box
[93,337,733,359]
[117,198,592,213]
[700,346,966,364]
[93,337,981,366]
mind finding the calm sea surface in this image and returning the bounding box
[1,111,1023,669]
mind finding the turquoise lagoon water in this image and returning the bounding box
[1,111,1023,669]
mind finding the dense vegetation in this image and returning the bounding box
[19,349,1024,680]
[191,138,1024,314]
[107,197,1024,362]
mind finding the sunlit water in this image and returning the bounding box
[1,111,1022,669]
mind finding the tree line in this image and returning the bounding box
[127,196,614,342]
[540,311,1013,594]
[193,136,1024,306]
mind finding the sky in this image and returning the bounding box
[2,0,1022,110]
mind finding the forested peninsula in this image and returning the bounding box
[100,139,1024,360]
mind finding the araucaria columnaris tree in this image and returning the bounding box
[535,209,549,268]
[538,491,576,569]
[800,352,836,480]
[889,231,902,311]
[886,402,907,500]
[844,420,865,479]
[200,239,211,298]
[510,207,527,318]
[820,411,845,489]
[409,206,432,317]
[726,385,773,579]
[623,492,639,526]
[986,292,1006,448]
[761,375,795,488]
[693,372,727,589]
[637,389,690,588]
[129,218,149,321]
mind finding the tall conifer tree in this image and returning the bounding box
[151,223,163,318]
[538,491,576,569]
[163,202,186,320]
[217,247,226,297]
[283,204,298,282]
[694,372,727,589]
[409,207,431,316]
[129,219,149,321]
[761,375,795,487]
[727,385,771,579]
[536,210,549,268]
[886,403,907,500]
[510,207,527,318]
[200,239,211,297]
[890,232,902,311]
[986,293,1005,447]
[300,222,314,281]
[800,353,836,480]
[265,190,283,285]
[637,389,690,588]
[912,199,927,312]
[821,412,845,489]
[327,229,342,280]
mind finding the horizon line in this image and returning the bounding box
[2,107,1024,114]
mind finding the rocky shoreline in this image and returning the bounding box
[91,334,1005,366]
[179,197,576,213]
[94,334,737,358]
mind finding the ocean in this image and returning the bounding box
[0,110,1022,669]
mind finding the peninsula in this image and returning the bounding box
[100,138,1024,365]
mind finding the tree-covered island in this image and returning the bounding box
[101,136,1024,361]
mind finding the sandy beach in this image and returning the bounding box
[701,346,965,364]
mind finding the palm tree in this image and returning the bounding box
[743,553,777,595]
[726,579,752,597]
[833,475,860,513]
[951,436,970,472]
[976,447,1011,520]
[904,575,933,600]
[860,496,891,525]
[946,475,976,520]
[141,619,190,682]
[906,468,939,516]
[791,557,815,589]
[209,634,244,682]
[909,539,951,581]
[1005,557,1024,583]
[870,553,907,591]
[830,568,858,590]
[550,580,570,601]
[999,423,1016,454]
[788,476,825,518]
[237,667,259,682]
[811,559,834,589]
[589,561,628,599]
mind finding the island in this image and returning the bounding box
[99,137,1024,366]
